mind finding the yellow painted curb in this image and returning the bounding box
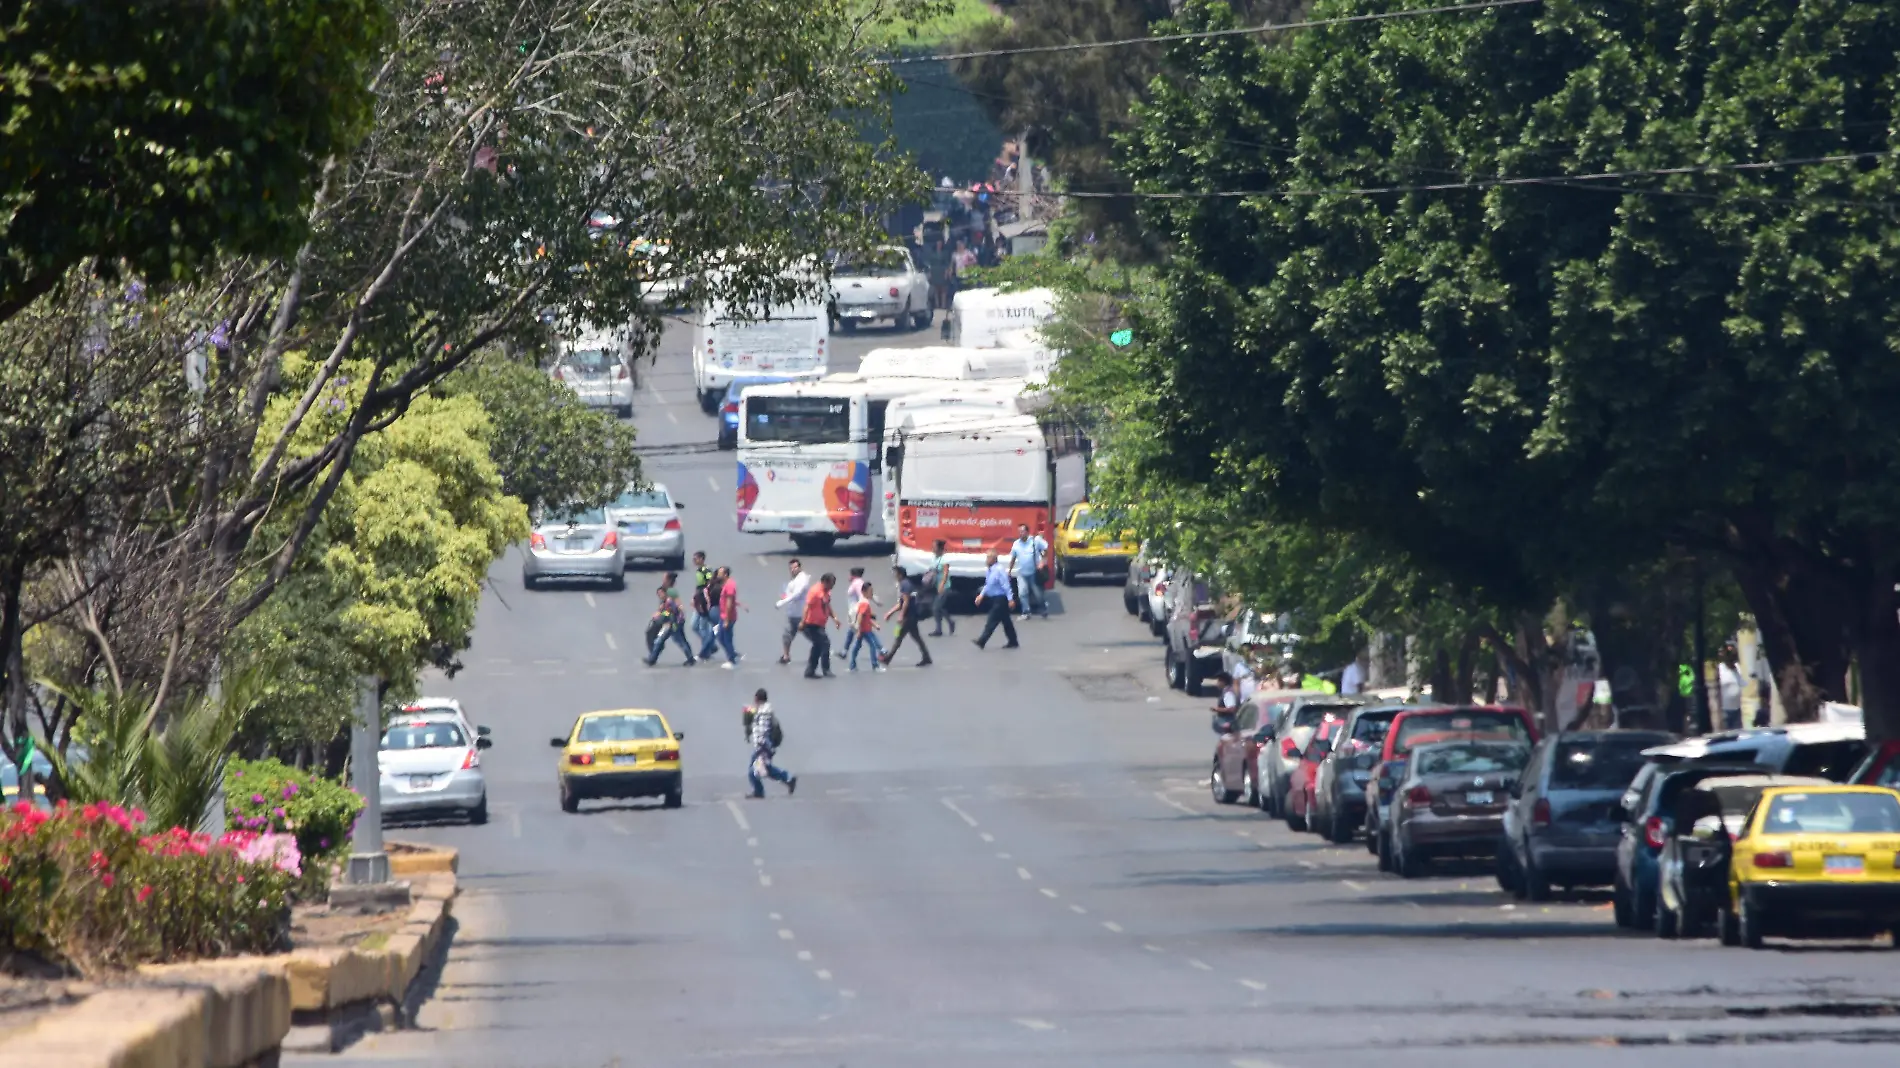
[287,869,458,1012]
[386,840,458,875]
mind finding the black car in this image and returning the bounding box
[1612,762,1769,929]
[1497,730,1675,899]
[1309,705,1406,843]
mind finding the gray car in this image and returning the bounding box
[1498,730,1675,898]
[523,505,626,590]
[1261,694,1372,819]
[379,711,490,824]
[604,483,686,570]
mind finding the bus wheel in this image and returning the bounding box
[791,533,837,554]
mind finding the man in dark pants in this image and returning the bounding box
[971,552,1019,650]
[881,566,932,667]
[801,572,841,678]
[928,539,955,636]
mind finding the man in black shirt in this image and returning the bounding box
[880,566,933,667]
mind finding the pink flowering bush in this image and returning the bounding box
[0,801,293,973]
[224,759,360,900]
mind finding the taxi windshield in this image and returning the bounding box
[1762,791,1900,834]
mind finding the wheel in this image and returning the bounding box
[1522,857,1552,902]
[1494,837,1520,894]
[790,533,836,554]
[1138,598,1153,623]
[1365,814,1381,854]
[1377,826,1393,872]
[1613,879,1633,928]
[663,554,686,571]
[663,784,683,809]
[1738,895,1765,949]
[1149,615,1166,637]
[1633,884,1656,928]
[1397,837,1426,879]
[1183,656,1205,697]
[1055,560,1069,585]
[1211,760,1240,804]
[1284,803,1306,832]
[1655,895,1680,939]
[607,572,626,592]
[1326,804,1354,844]
[523,572,540,591]
[1243,766,1260,809]
[1124,591,1140,616]
[1165,646,1185,690]
[559,782,579,813]
[698,389,719,415]
[469,794,489,825]
[1718,905,1741,946]
[616,403,633,419]
[912,307,931,331]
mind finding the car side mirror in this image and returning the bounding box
[477,725,492,737]
[476,737,493,750]
[1507,782,1521,799]
[549,737,566,748]
[1691,815,1725,841]
[1612,806,1629,823]
[674,501,686,509]
[673,731,685,741]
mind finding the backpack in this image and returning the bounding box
[768,719,784,748]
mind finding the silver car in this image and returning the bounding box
[523,505,626,590]
[553,336,634,418]
[379,712,490,825]
[604,483,685,570]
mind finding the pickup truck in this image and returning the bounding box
[830,246,931,332]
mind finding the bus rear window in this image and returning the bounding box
[746,396,848,444]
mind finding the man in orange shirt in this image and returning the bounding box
[801,572,841,679]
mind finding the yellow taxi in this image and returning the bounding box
[1722,784,1900,948]
[1052,502,1138,584]
[550,709,683,812]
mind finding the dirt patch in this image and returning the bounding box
[289,901,413,951]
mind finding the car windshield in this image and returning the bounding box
[835,251,909,275]
[577,715,668,742]
[1704,784,1774,817]
[1293,703,1358,729]
[1414,742,1529,776]
[1549,738,1653,790]
[1779,739,1869,781]
[1761,791,1900,834]
[1071,509,1102,531]
[382,722,465,749]
[612,489,670,510]
[565,347,618,374]
[1394,712,1528,755]
[545,506,607,527]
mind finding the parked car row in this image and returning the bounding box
[1211,696,1900,949]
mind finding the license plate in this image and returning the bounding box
[1105,542,1123,549]
[1466,791,1494,805]
[623,522,651,534]
[565,539,593,551]
[613,754,640,766]
[1825,855,1864,872]
[409,775,434,788]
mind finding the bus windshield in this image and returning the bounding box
[745,395,849,445]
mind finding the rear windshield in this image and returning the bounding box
[1414,742,1530,776]
[1550,738,1653,790]
[1293,703,1359,729]
[1779,739,1868,782]
[1071,509,1102,531]
[382,722,465,749]
[577,715,668,743]
[565,347,618,373]
[835,250,909,275]
[1351,712,1398,745]
[1704,784,1773,817]
[612,489,670,510]
[1761,791,1900,834]
[546,506,607,526]
[1393,711,1529,755]
[745,395,849,445]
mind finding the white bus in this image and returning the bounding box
[692,269,830,412]
[883,406,1088,596]
[853,346,1038,383]
[734,374,948,552]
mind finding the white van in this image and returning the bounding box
[947,288,1056,350]
[692,266,830,412]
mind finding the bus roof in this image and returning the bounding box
[951,287,1056,313]
[885,380,1046,426]
[854,347,1038,382]
[738,375,953,403]
[904,410,1043,451]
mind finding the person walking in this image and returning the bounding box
[644,578,697,665]
[847,582,887,672]
[742,689,796,798]
[801,573,841,678]
[928,539,955,636]
[713,566,742,667]
[690,552,719,659]
[881,566,932,667]
[1009,523,1049,619]
[838,566,868,664]
[774,558,811,665]
[971,552,1019,650]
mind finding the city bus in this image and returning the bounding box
[853,346,1038,383]
[692,263,830,413]
[735,374,948,552]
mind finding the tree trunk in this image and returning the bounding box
[1429,648,1455,706]
[1852,569,1900,742]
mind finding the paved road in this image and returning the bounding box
[300,316,1900,1067]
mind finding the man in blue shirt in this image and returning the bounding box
[1009,523,1049,619]
[972,552,1020,650]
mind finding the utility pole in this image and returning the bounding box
[345,676,390,886]
[1017,127,1034,220]
[1691,559,1711,736]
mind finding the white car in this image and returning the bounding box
[604,482,686,570]
[401,697,490,748]
[830,246,930,332]
[553,330,634,418]
[379,710,490,825]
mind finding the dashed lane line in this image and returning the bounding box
[979,832,995,842]
[815,969,832,981]
[1342,880,1368,891]
[778,929,795,940]
[797,950,812,961]
[1238,979,1268,992]
[603,632,617,651]
[1154,791,1200,817]
[706,475,719,491]
[1189,958,1213,971]
[1014,1018,1057,1032]
[941,797,980,827]
[585,592,597,608]
[758,874,771,887]
[1070,904,1087,915]
[1039,888,1059,899]
[1142,944,1164,953]
[1016,867,1033,881]
[1102,922,1123,933]
[725,799,751,832]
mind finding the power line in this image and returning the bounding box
[876,0,1543,66]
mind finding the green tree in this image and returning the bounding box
[1117,0,1900,734]
[0,0,387,322]
[444,355,641,515]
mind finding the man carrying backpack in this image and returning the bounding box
[743,689,796,798]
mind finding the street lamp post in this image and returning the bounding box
[345,675,391,886]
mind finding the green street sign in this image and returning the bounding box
[1109,329,1133,347]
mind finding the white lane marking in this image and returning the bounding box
[1154,791,1199,817]
[1233,1060,1287,1068]
[815,969,832,981]
[979,832,995,843]
[759,874,772,887]
[1142,944,1163,953]
[508,808,522,839]
[584,592,597,608]
[648,385,668,404]
[707,475,719,491]
[996,852,1011,860]
[753,857,764,867]
[1232,829,1251,837]
[1039,888,1059,899]
[1189,958,1213,971]
[1014,1018,1057,1032]
[666,410,679,424]
[605,820,631,836]
[1070,904,1087,915]
[941,797,979,827]
[1297,860,1318,869]
[1102,921,1123,933]
[1016,867,1033,881]
[725,799,751,832]
[778,929,794,940]
[755,555,771,569]
[747,836,759,847]
[797,950,813,961]
[770,912,782,920]
[840,989,856,999]
[1238,979,1268,992]
[603,631,617,651]
[1342,879,1369,891]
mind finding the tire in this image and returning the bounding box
[523,572,540,591]
[1377,826,1393,872]
[1124,591,1140,616]
[912,306,932,331]
[1397,837,1426,879]
[1138,598,1153,623]
[663,784,683,809]
[1495,837,1520,894]
[469,794,489,825]
[1655,895,1680,940]
[1326,804,1354,844]
[607,572,626,592]
[1184,656,1205,697]
[663,554,686,572]
[1284,803,1306,833]
[559,782,579,814]
[1243,766,1260,809]
[616,404,633,419]
[698,390,718,415]
[1739,895,1765,949]
[1166,646,1186,691]
[1613,878,1633,929]
[1149,615,1166,637]
[1523,857,1552,902]
[1211,759,1240,804]
[1365,814,1382,854]
[1056,560,1070,585]
[1718,905,1741,946]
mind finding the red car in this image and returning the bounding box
[1285,716,1347,832]
[1365,705,1540,864]
[1852,739,1900,787]
[1209,688,1311,807]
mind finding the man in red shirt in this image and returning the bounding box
[714,566,741,668]
[801,573,840,679]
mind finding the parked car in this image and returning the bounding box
[1125,553,1164,619]
[1262,694,1372,818]
[1053,503,1136,583]
[1210,689,1311,807]
[1163,568,1225,696]
[830,246,931,331]
[603,482,685,570]
[1367,706,1539,868]
[1497,730,1675,900]
[551,329,635,418]
[1220,609,1281,685]
[1310,705,1407,843]
[1284,716,1348,832]
[380,710,491,825]
[1641,721,1867,781]
[1718,784,1900,948]
[1612,762,1770,928]
[1386,738,1531,878]
[0,749,53,809]
[523,504,627,589]
[1853,739,1900,787]
[718,376,799,449]
[1652,773,1830,939]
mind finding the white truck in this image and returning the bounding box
[947,287,1057,349]
[829,246,932,332]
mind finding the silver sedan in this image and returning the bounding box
[523,506,626,590]
[604,483,686,570]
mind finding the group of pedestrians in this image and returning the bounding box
[774,558,936,679]
[644,552,742,668]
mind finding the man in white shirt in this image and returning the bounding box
[774,559,811,665]
[1340,652,1368,696]
[1009,524,1048,619]
[1232,648,1258,703]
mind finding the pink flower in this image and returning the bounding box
[88,849,108,871]
[100,872,115,888]
[249,794,265,805]
[136,885,153,904]
[271,807,286,819]
[282,782,299,799]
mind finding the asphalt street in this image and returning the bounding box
[297,316,1900,1068]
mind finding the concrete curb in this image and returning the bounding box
[0,848,459,1066]
[387,838,459,876]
